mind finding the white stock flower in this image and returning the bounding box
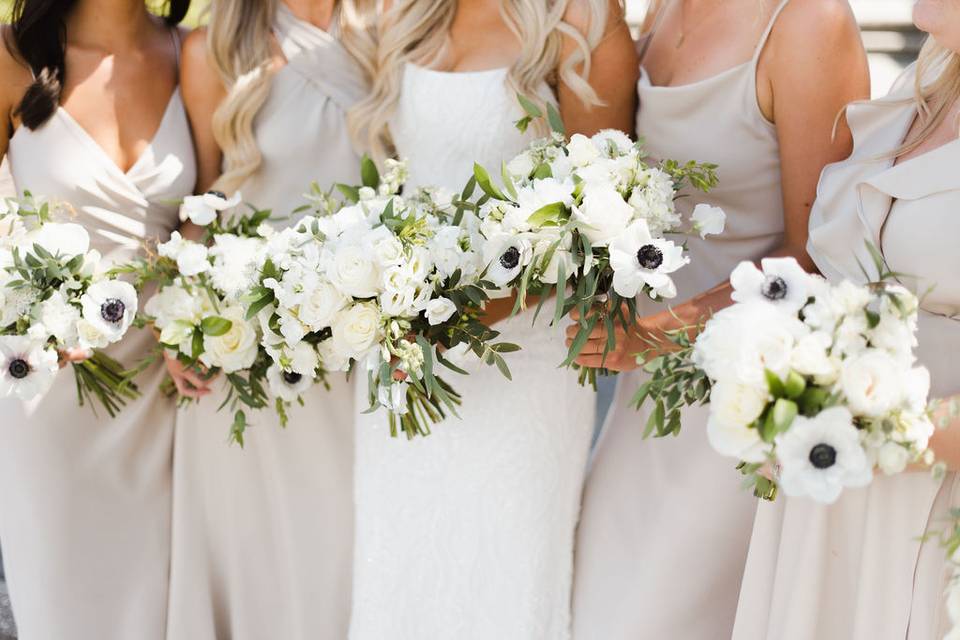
[200,306,259,373]
[573,183,634,246]
[0,336,59,400]
[179,190,242,226]
[706,380,770,463]
[608,220,688,299]
[776,406,872,504]
[839,350,905,418]
[331,302,382,360]
[730,257,817,314]
[691,204,726,238]
[80,280,138,344]
[425,297,457,326]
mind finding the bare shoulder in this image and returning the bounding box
[772,0,860,48]
[0,26,33,117]
[181,27,212,76]
[563,0,627,38]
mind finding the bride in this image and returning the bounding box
[346,0,637,638]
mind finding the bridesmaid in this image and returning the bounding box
[570,0,869,637]
[168,1,370,638]
[0,0,194,638]
[734,5,960,638]
[346,1,636,638]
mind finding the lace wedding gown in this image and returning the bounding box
[349,65,596,640]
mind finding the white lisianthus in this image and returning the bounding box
[573,183,635,246]
[200,306,259,373]
[0,336,59,400]
[79,280,138,343]
[775,406,873,504]
[425,297,457,326]
[179,190,242,226]
[691,204,727,238]
[730,257,817,314]
[328,242,381,298]
[40,291,81,346]
[331,302,382,360]
[838,350,905,418]
[706,381,770,463]
[608,220,688,299]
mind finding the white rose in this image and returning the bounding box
[566,133,600,167]
[200,306,259,373]
[331,302,382,359]
[839,350,904,418]
[691,204,726,238]
[328,243,381,298]
[298,280,348,332]
[790,331,835,378]
[706,380,770,463]
[425,297,457,326]
[573,183,634,246]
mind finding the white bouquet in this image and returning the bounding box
[0,193,139,415]
[636,249,934,503]
[468,97,722,385]
[129,192,294,445]
[245,159,517,439]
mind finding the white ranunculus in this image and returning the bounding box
[839,350,904,418]
[876,441,910,475]
[691,204,727,238]
[775,406,872,504]
[730,257,817,314]
[566,133,601,167]
[608,219,688,299]
[179,190,242,226]
[298,279,348,332]
[331,302,382,360]
[0,336,59,400]
[27,222,90,258]
[707,381,770,463]
[328,242,381,298]
[573,183,634,246]
[425,297,457,326]
[200,306,259,373]
[40,291,81,347]
[80,280,138,343]
[790,331,836,378]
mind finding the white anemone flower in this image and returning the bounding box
[80,280,138,343]
[179,190,243,226]
[482,234,533,287]
[0,336,59,400]
[730,257,817,314]
[608,219,688,299]
[266,363,314,402]
[775,406,872,503]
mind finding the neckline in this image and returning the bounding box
[638,60,751,91]
[406,62,510,77]
[55,88,180,178]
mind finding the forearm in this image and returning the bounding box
[926,397,960,471]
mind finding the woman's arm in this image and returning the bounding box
[571,0,871,371]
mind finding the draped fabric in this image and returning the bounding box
[0,86,195,640]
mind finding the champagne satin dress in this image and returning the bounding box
[0,36,196,640]
[572,3,792,638]
[733,64,960,640]
[165,7,366,640]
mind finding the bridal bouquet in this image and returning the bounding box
[0,193,139,415]
[246,158,516,439]
[636,249,934,503]
[469,98,721,384]
[128,192,288,445]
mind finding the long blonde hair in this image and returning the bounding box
[895,38,960,157]
[350,0,614,160]
[206,0,376,192]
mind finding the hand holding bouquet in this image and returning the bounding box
[0,193,139,415]
[636,247,935,503]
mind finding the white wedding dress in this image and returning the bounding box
[349,64,596,640]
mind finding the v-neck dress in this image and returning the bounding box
[165,7,367,640]
[0,81,196,639]
[572,3,791,639]
[733,63,960,640]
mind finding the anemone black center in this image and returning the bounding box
[499,246,521,270]
[283,371,303,385]
[762,275,788,301]
[8,358,29,380]
[808,443,837,469]
[636,244,663,270]
[100,298,126,324]
[206,190,227,199]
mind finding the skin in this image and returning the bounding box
[568,0,871,370]
[0,0,182,365]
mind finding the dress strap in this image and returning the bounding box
[637,0,669,64]
[751,0,791,63]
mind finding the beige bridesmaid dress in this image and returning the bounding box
[733,64,960,640]
[165,6,366,640]
[572,3,792,638]
[0,36,196,640]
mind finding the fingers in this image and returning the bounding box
[163,352,213,398]
[393,369,409,382]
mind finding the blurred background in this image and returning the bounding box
[0,1,925,639]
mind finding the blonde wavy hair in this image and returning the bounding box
[206,0,377,192]
[894,38,960,157]
[350,0,615,160]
